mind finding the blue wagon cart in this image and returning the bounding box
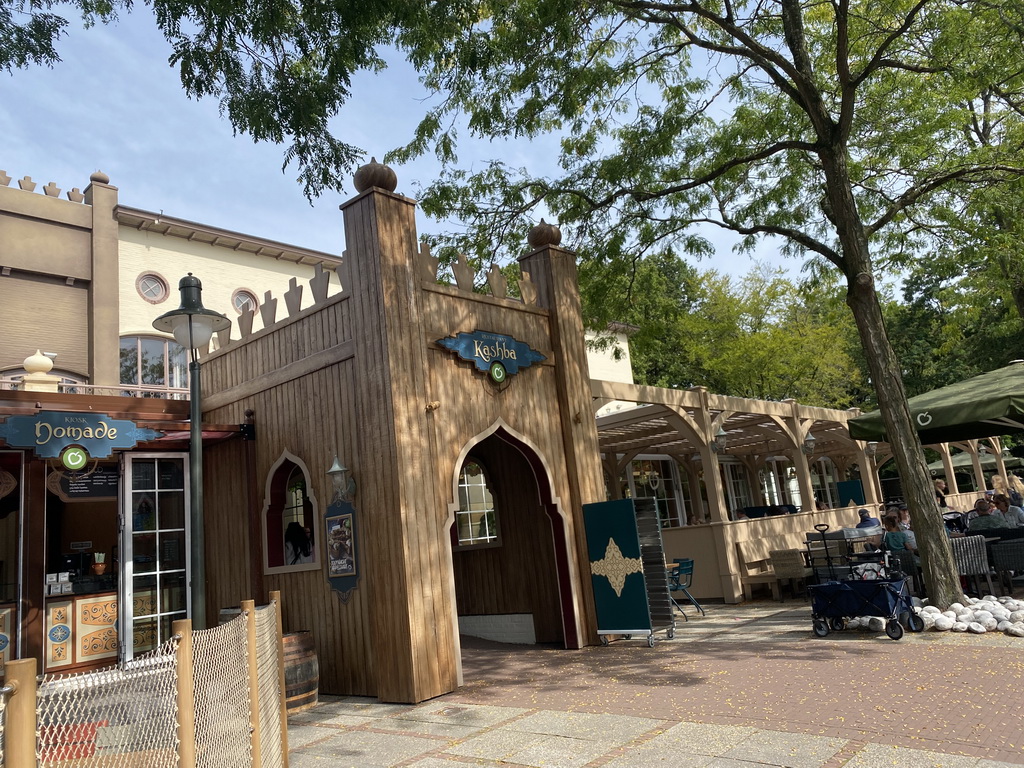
[808,577,923,640]
[806,523,923,641]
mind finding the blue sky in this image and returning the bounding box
[3,10,784,277]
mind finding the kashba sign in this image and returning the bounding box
[0,412,164,458]
[437,331,546,383]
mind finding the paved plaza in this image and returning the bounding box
[287,600,1024,767]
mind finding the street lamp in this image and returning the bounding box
[153,274,230,629]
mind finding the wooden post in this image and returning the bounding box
[173,619,197,768]
[270,590,289,768]
[242,599,262,768]
[5,658,37,768]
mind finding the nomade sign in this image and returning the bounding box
[0,412,164,458]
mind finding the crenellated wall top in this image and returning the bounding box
[0,168,110,203]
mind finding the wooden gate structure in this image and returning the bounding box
[197,162,606,703]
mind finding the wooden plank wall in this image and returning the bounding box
[200,294,374,696]
[422,286,589,645]
[197,186,603,702]
[451,437,564,643]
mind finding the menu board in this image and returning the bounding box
[51,468,120,502]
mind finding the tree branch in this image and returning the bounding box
[850,0,934,86]
[694,216,842,265]
[867,165,1024,235]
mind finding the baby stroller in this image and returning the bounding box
[807,524,923,640]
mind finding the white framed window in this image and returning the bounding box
[760,459,788,506]
[119,336,188,396]
[626,456,684,528]
[455,459,500,548]
[722,461,753,513]
[811,458,839,508]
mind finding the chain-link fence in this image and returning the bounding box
[193,615,253,768]
[37,637,180,768]
[254,605,284,768]
[1,592,288,768]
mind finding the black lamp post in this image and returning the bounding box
[153,274,230,629]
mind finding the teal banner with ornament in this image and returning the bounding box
[582,499,652,635]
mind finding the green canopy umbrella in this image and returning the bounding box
[848,361,1024,444]
[925,452,1024,475]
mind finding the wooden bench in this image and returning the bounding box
[736,537,792,600]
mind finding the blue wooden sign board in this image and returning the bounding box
[0,412,164,459]
[436,330,546,383]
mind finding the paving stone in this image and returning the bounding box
[722,729,846,768]
[286,724,335,749]
[443,728,549,760]
[371,717,485,739]
[840,743,981,767]
[303,712,377,727]
[641,721,759,756]
[509,734,623,768]
[506,710,663,741]
[601,745,719,767]
[405,758,510,768]
[306,696,414,718]
[301,729,439,766]
[394,701,529,727]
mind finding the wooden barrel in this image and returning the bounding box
[283,631,319,713]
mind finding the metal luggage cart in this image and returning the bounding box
[806,524,923,641]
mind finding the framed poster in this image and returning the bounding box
[325,499,359,602]
[326,512,356,577]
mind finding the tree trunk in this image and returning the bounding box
[844,270,964,608]
[822,153,964,609]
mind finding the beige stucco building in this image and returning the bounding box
[0,169,342,390]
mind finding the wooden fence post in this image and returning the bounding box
[5,658,37,768]
[270,590,289,768]
[242,599,263,768]
[173,619,197,768]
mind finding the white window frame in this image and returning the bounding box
[121,452,190,661]
[454,459,501,550]
[626,454,686,528]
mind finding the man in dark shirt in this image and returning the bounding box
[856,508,881,528]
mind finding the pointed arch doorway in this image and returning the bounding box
[448,423,580,662]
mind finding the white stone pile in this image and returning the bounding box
[919,596,1024,636]
[845,596,1024,636]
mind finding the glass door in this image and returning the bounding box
[122,453,189,659]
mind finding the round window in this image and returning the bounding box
[232,289,258,314]
[136,273,169,304]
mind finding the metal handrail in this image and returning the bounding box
[0,378,188,400]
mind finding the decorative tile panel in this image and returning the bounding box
[45,600,74,669]
[76,594,118,662]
